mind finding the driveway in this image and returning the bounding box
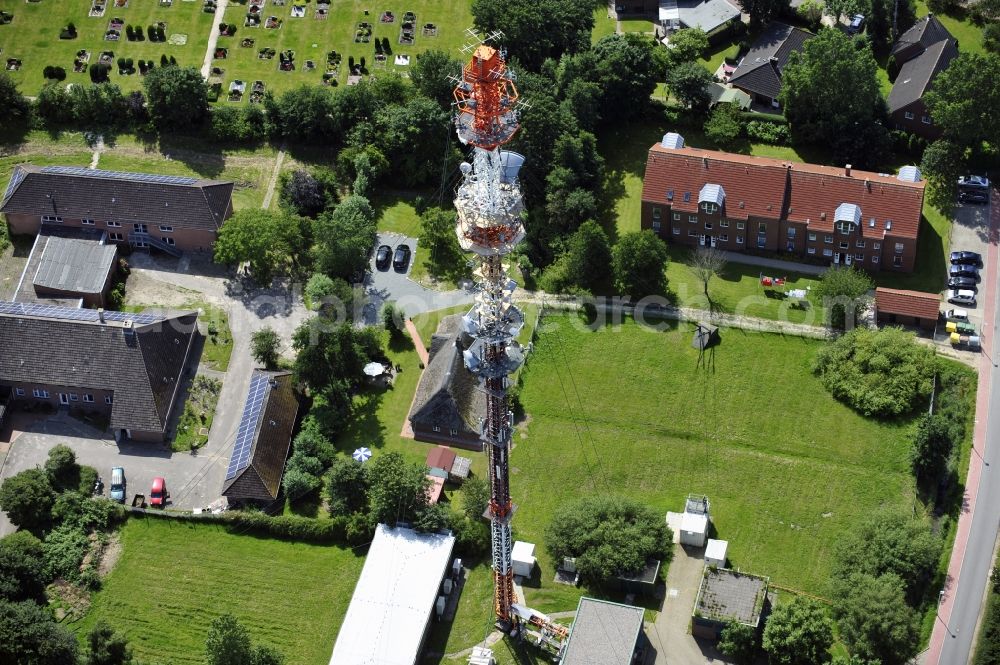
[0,411,226,535]
[364,231,473,324]
[945,195,992,331]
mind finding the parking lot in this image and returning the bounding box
[944,193,992,332]
[0,410,227,536]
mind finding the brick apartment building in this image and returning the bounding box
[0,165,234,254]
[0,303,198,442]
[640,133,926,272]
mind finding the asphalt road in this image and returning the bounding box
[936,189,1000,665]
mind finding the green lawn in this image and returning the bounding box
[619,18,654,33]
[124,299,233,370]
[75,518,365,665]
[699,39,741,76]
[213,0,473,97]
[915,0,986,55]
[591,5,617,44]
[0,0,212,96]
[514,313,918,602]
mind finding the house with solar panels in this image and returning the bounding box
[0,165,235,255]
[222,370,299,506]
[0,301,198,442]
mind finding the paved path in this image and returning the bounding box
[261,147,286,210]
[929,187,1000,665]
[200,0,229,79]
[88,135,103,169]
[405,318,429,365]
[718,251,828,276]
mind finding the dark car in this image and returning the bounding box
[847,14,865,34]
[959,190,989,205]
[948,276,979,291]
[950,251,983,266]
[949,263,980,279]
[375,244,392,270]
[392,244,411,272]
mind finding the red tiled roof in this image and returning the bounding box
[426,475,445,505]
[786,163,925,239]
[426,445,456,472]
[641,144,925,239]
[875,287,941,319]
[642,144,789,220]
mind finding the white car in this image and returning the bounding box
[946,308,970,321]
[948,289,977,306]
[958,175,990,190]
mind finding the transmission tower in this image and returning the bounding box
[452,40,526,630]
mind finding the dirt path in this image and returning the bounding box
[261,146,286,210]
[201,0,230,79]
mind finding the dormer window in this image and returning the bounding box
[683,192,691,203]
[700,202,718,214]
[667,190,674,201]
[837,222,854,234]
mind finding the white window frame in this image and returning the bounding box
[158,225,174,232]
[719,234,729,242]
[704,222,713,230]
[81,218,96,226]
[33,388,50,399]
[720,220,730,228]
[904,111,914,120]
[839,242,849,250]
[41,215,62,223]
[872,255,880,264]
[701,202,718,214]
[757,236,766,248]
[15,388,24,396]
[688,230,700,237]
[689,215,698,223]
[921,115,931,124]
[672,212,681,221]
[787,228,796,238]
[807,247,816,255]
[893,255,903,266]
[894,242,904,254]
[758,222,767,233]
[70,393,79,401]
[83,394,94,403]
[736,235,744,245]
[824,235,833,244]
[855,253,864,262]
[133,223,148,233]
[672,227,680,235]
[652,221,661,234]
[105,395,113,404]
[856,239,866,248]
[808,232,816,241]
[736,222,745,230]
[823,248,833,257]
[106,221,122,228]
[162,237,176,246]
[449,428,458,436]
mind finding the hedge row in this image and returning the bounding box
[132,508,354,543]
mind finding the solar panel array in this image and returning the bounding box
[0,301,164,325]
[40,165,199,186]
[1,166,28,208]
[226,372,271,480]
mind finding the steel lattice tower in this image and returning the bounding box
[452,42,525,628]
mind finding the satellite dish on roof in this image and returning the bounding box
[460,162,473,175]
[498,151,525,184]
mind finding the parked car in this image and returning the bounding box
[946,308,970,322]
[959,190,989,205]
[109,467,126,503]
[949,264,980,279]
[847,14,865,34]
[149,477,168,508]
[948,276,979,291]
[950,250,983,266]
[374,244,392,270]
[947,289,977,305]
[392,244,411,272]
[958,175,990,190]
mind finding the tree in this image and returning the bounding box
[326,457,368,516]
[210,104,252,143]
[796,0,825,30]
[365,451,430,526]
[251,645,285,665]
[612,230,670,300]
[909,413,953,486]
[84,621,133,665]
[44,444,79,492]
[0,532,47,603]
[0,468,56,532]
[282,467,321,501]
[689,246,728,298]
[814,265,874,329]
[704,103,744,149]
[291,319,380,392]
[868,0,916,46]
[780,29,889,168]
[281,169,326,218]
[737,0,790,27]
[667,61,713,111]
[206,614,252,665]
[831,510,941,602]
[410,50,463,108]
[35,83,75,126]
[923,52,1000,149]
[214,209,300,284]
[420,207,465,282]
[375,96,450,187]
[832,573,919,665]
[920,139,963,210]
[461,476,490,521]
[250,326,281,369]
[545,495,672,583]
[665,28,709,65]
[762,597,833,665]
[270,85,336,143]
[718,620,759,665]
[312,195,377,281]
[590,34,667,120]
[471,0,595,70]
[143,65,208,130]
[813,326,936,417]
[0,599,78,665]
[540,219,613,293]
[412,503,450,533]
[985,23,1000,55]
[824,0,867,21]
[381,302,405,338]
[0,72,30,121]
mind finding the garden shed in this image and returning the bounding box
[705,539,728,567]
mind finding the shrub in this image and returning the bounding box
[43,66,54,79]
[78,465,98,495]
[148,25,157,40]
[126,25,135,40]
[42,525,89,581]
[813,327,936,418]
[745,120,790,144]
[52,67,66,81]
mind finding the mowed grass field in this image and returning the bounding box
[0,0,212,96]
[76,518,365,665]
[214,0,473,96]
[512,312,917,599]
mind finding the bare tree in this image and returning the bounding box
[690,246,728,296]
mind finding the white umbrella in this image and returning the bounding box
[352,447,372,463]
[363,362,385,377]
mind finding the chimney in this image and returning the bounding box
[845,164,852,177]
[98,308,105,323]
[865,178,871,191]
[123,320,134,337]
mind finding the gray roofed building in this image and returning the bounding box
[0,307,198,441]
[560,597,646,665]
[659,0,741,35]
[408,315,484,451]
[729,23,815,106]
[692,568,772,640]
[0,165,233,232]
[887,38,958,113]
[222,371,299,504]
[32,236,117,296]
[891,14,954,61]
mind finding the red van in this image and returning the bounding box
[149,477,168,508]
